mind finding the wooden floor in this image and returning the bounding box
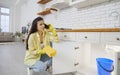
[0,42,75,75]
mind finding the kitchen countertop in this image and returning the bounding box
[56,28,120,32]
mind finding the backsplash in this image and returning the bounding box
[44,0,120,29]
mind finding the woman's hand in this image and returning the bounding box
[42,46,56,57]
[47,24,57,36]
[38,49,46,54]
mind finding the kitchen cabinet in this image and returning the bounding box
[69,0,110,9]
[69,0,86,5]
[76,32,100,43]
[76,32,120,75]
[101,32,120,45]
[53,28,120,75]
[53,41,77,74]
[115,52,120,75]
[52,32,77,74]
[51,0,70,9]
[57,32,76,41]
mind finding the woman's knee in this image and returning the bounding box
[32,61,47,72]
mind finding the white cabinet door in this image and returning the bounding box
[101,32,120,45]
[57,32,76,41]
[115,52,120,75]
[52,41,76,74]
[69,0,109,8]
[76,32,100,43]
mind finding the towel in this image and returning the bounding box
[43,46,56,57]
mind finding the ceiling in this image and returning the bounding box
[0,0,27,7]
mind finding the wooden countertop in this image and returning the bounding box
[56,28,120,32]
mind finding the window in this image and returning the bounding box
[0,15,9,32]
[0,7,10,32]
[1,8,10,14]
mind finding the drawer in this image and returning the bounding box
[101,32,120,45]
[76,32,100,43]
[57,32,76,41]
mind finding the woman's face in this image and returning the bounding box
[37,20,45,32]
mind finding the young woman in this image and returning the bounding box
[24,17,59,72]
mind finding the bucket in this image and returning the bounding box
[96,58,114,75]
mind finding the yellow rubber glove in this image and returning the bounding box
[43,45,56,57]
[47,24,57,36]
[38,50,45,54]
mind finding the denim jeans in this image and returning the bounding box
[30,58,52,72]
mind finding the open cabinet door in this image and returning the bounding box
[115,52,120,75]
[52,41,76,74]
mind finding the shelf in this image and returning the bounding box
[37,0,52,4]
[37,8,58,16]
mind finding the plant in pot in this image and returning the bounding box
[15,31,22,42]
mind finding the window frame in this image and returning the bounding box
[0,7,10,32]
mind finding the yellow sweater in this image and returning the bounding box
[24,30,59,66]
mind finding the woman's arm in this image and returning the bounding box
[28,34,45,55]
[46,24,59,42]
[47,24,57,36]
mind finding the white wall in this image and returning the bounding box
[20,0,41,29]
[44,0,120,29]
[10,6,15,32]
[11,0,40,33]
[11,4,21,33]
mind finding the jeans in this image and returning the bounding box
[30,58,52,72]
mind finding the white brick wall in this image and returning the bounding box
[45,7,78,29]
[45,0,120,29]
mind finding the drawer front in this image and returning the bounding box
[58,32,76,41]
[101,32,120,45]
[76,32,100,43]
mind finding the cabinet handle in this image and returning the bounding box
[64,35,67,37]
[74,47,79,49]
[74,63,79,66]
[84,36,87,39]
[116,38,120,41]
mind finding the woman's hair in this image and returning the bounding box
[44,23,49,29]
[26,17,44,50]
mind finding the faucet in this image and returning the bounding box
[109,11,120,27]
